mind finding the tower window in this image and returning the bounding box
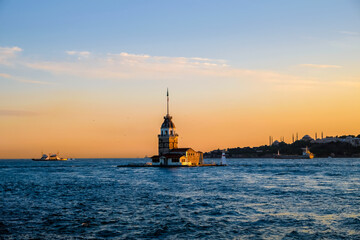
[165,130,168,135]
[170,130,173,135]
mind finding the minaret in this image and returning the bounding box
[158,89,178,155]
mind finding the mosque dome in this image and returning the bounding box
[302,135,314,141]
[272,140,280,146]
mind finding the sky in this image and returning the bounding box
[0,0,360,158]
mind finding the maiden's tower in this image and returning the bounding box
[151,90,203,166]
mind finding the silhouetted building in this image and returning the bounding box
[151,90,203,166]
[315,136,360,146]
[301,135,314,142]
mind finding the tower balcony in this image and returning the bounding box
[158,133,179,137]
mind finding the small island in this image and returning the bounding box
[118,90,226,168]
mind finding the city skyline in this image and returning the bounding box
[1,0,360,158]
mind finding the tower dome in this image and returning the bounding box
[161,115,175,129]
[160,115,176,136]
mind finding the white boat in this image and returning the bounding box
[32,153,68,161]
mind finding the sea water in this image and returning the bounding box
[0,158,359,239]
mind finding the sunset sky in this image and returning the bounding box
[1,0,360,158]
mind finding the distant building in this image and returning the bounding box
[301,135,314,142]
[151,90,203,166]
[272,140,280,146]
[314,136,360,147]
[345,137,360,146]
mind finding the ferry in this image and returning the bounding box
[274,147,314,159]
[32,153,68,161]
[303,146,315,159]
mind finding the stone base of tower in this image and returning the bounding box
[151,148,203,166]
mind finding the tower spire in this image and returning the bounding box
[167,88,169,116]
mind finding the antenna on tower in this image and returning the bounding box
[167,88,169,116]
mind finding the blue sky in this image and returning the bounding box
[1,0,359,68]
[0,0,360,157]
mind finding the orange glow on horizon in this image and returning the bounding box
[0,83,359,159]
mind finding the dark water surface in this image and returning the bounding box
[0,158,359,239]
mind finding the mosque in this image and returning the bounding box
[151,90,204,166]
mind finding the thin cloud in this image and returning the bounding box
[333,81,360,87]
[25,54,300,84]
[339,31,360,36]
[15,78,54,85]
[0,46,22,65]
[0,72,53,85]
[299,64,342,69]
[119,52,150,58]
[25,52,233,80]
[0,45,323,88]
[0,73,12,78]
[0,109,38,117]
[66,50,91,59]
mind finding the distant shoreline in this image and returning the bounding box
[205,156,360,159]
[1,156,360,161]
[205,137,360,159]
